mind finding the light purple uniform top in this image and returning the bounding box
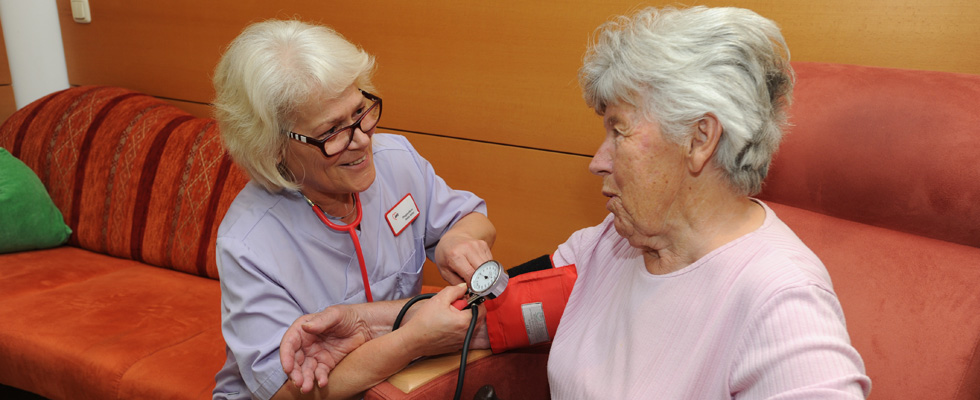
[212,134,487,399]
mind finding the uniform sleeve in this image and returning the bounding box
[729,284,872,399]
[396,136,488,261]
[216,236,302,400]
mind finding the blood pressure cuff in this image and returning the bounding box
[484,262,577,353]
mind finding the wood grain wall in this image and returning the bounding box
[2,0,978,285]
[0,28,13,123]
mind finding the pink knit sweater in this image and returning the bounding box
[548,202,871,399]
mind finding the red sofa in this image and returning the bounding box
[365,62,980,400]
[1,62,979,400]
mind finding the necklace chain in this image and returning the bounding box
[305,193,356,220]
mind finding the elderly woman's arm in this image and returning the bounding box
[730,285,871,398]
[433,212,496,285]
[274,284,488,400]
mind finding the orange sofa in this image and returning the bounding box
[1,61,979,400]
[0,86,245,399]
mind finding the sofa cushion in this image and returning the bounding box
[761,62,980,248]
[0,247,132,299]
[117,327,226,400]
[0,250,223,400]
[0,148,71,253]
[0,86,249,279]
[769,202,980,400]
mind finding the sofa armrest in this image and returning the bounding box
[365,345,551,400]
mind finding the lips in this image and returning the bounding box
[342,155,367,167]
[601,188,619,212]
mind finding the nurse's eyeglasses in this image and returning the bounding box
[286,90,382,157]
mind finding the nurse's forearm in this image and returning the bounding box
[447,212,497,248]
[435,212,498,284]
[272,326,423,400]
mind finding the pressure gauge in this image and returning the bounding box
[465,260,508,307]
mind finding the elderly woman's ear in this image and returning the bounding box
[687,113,723,175]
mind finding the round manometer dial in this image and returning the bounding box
[468,260,508,304]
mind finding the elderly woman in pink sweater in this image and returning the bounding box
[280,6,871,399]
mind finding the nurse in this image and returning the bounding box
[210,20,496,400]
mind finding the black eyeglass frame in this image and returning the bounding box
[286,90,382,157]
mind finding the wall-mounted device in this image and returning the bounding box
[70,0,90,23]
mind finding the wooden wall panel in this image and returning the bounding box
[0,85,15,124]
[54,0,980,156]
[36,0,980,287]
[0,26,12,121]
[164,99,212,119]
[397,131,609,286]
[0,27,9,84]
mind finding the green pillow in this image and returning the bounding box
[0,148,72,253]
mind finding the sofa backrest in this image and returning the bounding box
[760,62,980,249]
[760,62,980,400]
[0,86,248,279]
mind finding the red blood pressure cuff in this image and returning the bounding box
[484,264,577,353]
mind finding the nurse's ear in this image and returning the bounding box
[687,113,722,174]
[277,162,294,181]
[276,147,297,183]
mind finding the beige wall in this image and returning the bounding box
[2,0,978,284]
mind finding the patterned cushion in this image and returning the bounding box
[0,86,249,279]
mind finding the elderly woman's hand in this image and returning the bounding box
[279,304,375,393]
[434,213,496,285]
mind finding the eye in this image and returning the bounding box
[609,124,631,140]
[316,128,338,141]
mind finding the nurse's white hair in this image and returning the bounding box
[580,6,794,195]
[213,19,376,192]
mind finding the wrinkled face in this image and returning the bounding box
[283,85,377,199]
[588,102,688,245]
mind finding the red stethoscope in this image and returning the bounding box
[306,193,373,302]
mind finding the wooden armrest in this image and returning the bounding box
[387,349,493,393]
[366,345,551,400]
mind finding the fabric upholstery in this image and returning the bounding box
[756,63,980,399]
[769,203,980,400]
[0,86,249,279]
[0,148,72,253]
[0,248,222,399]
[760,62,980,248]
[0,87,240,399]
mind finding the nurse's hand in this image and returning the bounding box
[434,213,496,285]
[399,283,489,356]
[280,304,374,393]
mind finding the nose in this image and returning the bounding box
[588,139,612,176]
[347,125,373,150]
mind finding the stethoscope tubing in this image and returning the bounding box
[310,192,374,302]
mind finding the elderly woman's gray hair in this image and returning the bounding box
[213,19,376,192]
[580,6,794,195]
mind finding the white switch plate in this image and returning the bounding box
[70,0,90,23]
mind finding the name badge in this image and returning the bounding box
[385,194,420,236]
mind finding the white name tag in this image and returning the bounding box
[385,194,420,236]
